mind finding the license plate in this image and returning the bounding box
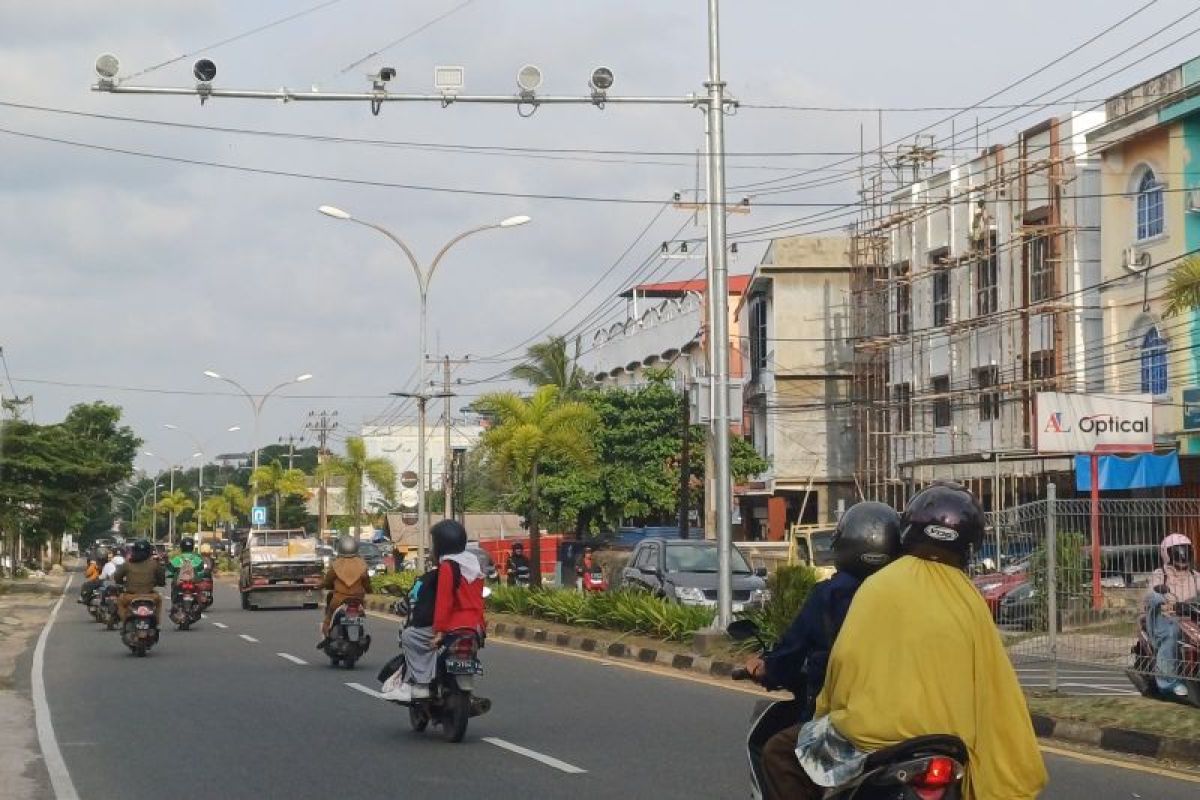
[444,658,481,674]
[182,595,193,601]
[136,621,150,630]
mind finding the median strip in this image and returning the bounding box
[483,737,587,774]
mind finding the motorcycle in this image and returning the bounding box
[168,579,204,631]
[98,584,121,630]
[85,587,104,621]
[1125,593,1200,707]
[326,598,371,668]
[196,576,215,610]
[728,620,968,800]
[382,597,492,744]
[506,562,531,588]
[121,596,161,657]
[581,567,608,593]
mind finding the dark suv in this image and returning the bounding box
[620,538,769,611]
[357,542,386,576]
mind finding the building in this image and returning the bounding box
[1087,58,1200,466]
[580,275,750,391]
[360,420,485,503]
[851,111,1105,510]
[735,237,857,537]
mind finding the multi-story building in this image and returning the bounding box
[360,420,485,504]
[1088,58,1200,464]
[735,237,857,537]
[852,111,1105,510]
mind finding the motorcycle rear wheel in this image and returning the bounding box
[441,692,470,743]
[343,656,357,669]
[409,705,430,732]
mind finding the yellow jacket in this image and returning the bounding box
[815,556,1047,800]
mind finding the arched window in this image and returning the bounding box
[1136,168,1164,241]
[1140,326,1167,395]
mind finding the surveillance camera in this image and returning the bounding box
[517,64,543,94]
[379,66,396,82]
[95,53,120,80]
[193,58,217,83]
[589,66,614,92]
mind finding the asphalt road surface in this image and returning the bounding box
[23,579,1200,799]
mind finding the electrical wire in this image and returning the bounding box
[336,0,478,76]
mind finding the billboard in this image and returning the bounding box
[1035,392,1154,454]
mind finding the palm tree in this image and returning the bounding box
[476,385,597,587]
[154,489,194,545]
[510,335,587,395]
[250,461,310,527]
[324,437,396,531]
[1163,254,1200,317]
[200,494,240,530]
[220,484,251,521]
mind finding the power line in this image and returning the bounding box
[336,0,478,76]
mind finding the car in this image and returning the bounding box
[357,541,386,577]
[997,581,1037,629]
[620,538,769,611]
[973,570,1028,617]
[315,544,335,571]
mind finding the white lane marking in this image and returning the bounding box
[483,737,588,775]
[239,634,259,643]
[345,682,386,699]
[210,622,228,629]
[32,575,81,800]
[277,652,308,665]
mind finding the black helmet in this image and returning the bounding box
[899,482,985,569]
[336,534,359,556]
[511,542,524,554]
[180,537,195,553]
[432,520,468,560]
[832,501,902,580]
[94,546,111,565]
[130,540,153,563]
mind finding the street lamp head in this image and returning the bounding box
[318,205,352,220]
[295,373,313,383]
[94,53,120,80]
[499,215,532,228]
[227,425,242,432]
[143,451,155,457]
[164,423,178,430]
[191,451,203,459]
[203,370,221,379]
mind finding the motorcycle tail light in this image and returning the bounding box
[179,581,195,591]
[134,605,154,617]
[344,606,361,618]
[449,637,477,659]
[910,757,957,800]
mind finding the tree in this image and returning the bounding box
[250,461,310,527]
[1163,254,1200,317]
[510,336,587,396]
[154,489,194,544]
[476,385,597,587]
[323,437,396,531]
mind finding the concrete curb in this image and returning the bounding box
[362,596,740,683]
[364,595,1200,766]
[1030,713,1200,764]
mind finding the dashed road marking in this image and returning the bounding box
[210,622,228,629]
[277,652,308,665]
[345,682,386,699]
[239,634,258,643]
[483,737,588,774]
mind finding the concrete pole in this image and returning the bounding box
[417,293,429,571]
[444,355,454,522]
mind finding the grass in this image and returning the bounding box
[1026,692,1200,741]
[487,585,715,642]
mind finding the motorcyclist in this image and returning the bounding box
[198,542,216,574]
[317,534,372,647]
[505,542,530,586]
[384,520,485,703]
[747,501,901,800]
[574,545,597,590]
[791,483,1047,799]
[114,540,166,624]
[166,537,207,608]
[1145,533,1200,698]
[79,548,109,604]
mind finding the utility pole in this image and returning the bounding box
[305,410,338,541]
[279,433,305,470]
[678,381,691,539]
[437,354,472,522]
[94,0,738,619]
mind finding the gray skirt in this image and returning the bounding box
[401,625,438,684]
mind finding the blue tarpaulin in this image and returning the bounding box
[1074,452,1181,491]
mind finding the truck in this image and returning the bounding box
[238,529,324,610]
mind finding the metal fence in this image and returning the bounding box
[987,490,1200,694]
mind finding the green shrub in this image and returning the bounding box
[371,571,417,596]
[485,585,714,641]
[737,564,818,647]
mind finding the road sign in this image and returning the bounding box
[400,470,419,489]
[251,506,268,526]
[399,488,420,508]
[401,511,419,526]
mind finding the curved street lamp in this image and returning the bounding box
[317,205,530,567]
[202,371,312,509]
[164,423,241,534]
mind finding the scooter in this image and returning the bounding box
[325,598,371,668]
[728,620,968,800]
[98,584,121,630]
[581,567,608,593]
[381,596,492,744]
[121,596,161,657]
[507,563,531,588]
[1126,593,1200,708]
[196,576,215,610]
[168,579,204,631]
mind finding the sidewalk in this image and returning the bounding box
[0,569,69,800]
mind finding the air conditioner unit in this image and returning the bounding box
[1186,188,1200,213]
[1123,245,1149,273]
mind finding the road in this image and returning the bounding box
[21,578,1200,799]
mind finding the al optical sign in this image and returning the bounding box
[1035,392,1153,453]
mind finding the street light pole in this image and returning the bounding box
[320,206,530,569]
[164,424,241,537]
[202,372,312,510]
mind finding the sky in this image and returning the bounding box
[1,0,1198,474]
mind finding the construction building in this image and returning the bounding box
[850,111,1105,511]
